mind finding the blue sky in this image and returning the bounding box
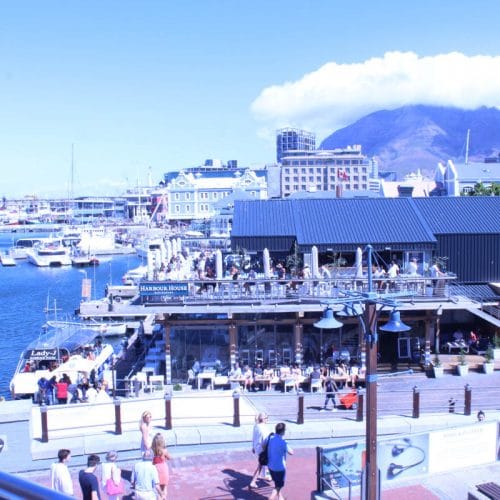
[2,1,500,198]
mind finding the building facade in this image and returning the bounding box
[276,128,316,163]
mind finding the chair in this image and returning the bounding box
[132,372,148,396]
[149,375,165,393]
[310,378,323,393]
[187,369,196,387]
[284,378,296,393]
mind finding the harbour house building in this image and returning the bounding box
[83,195,499,387]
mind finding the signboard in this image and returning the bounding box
[139,282,189,298]
[27,349,58,360]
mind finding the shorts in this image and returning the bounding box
[269,468,285,489]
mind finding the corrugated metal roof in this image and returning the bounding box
[412,197,500,234]
[293,198,436,248]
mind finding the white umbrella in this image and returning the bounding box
[171,238,177,256]
[355,247,363,279]
[311,245,319,278]
[215,249,223,280]
[176,237,182,255]
[165,239,172,262]
[263,248,271,278]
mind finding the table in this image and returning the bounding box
[197,371,216,390]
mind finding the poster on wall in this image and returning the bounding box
[428,421,498,473]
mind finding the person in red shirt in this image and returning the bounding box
[56,374,70,404]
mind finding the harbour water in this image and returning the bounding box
[0,232,141,399]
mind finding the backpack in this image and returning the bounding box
[258,433,274,466]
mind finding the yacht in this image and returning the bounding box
[26,238,72,267]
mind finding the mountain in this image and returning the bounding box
[319,105,500,177]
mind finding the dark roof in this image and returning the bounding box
[449,283,500,302]
[412,197,500,234]
[232,198,437,252]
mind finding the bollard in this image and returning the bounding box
[356,390,364,422]
[40,404,49,443]
[164,392,172,430]
[114,399,122,435]
[297,390,304,425]
[464,384,472,416]
[449,397,456,413]
[412,386,420,419]
[233,390,240,427]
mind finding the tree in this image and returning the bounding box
[465,182,500,196]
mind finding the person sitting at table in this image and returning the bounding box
[335,362,349,389]
[242,365,254,392]
[262,365,274,391]
[229,362,242,384]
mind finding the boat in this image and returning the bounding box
[70,252,100,267]
[0,251,16,266]
[26,238,72,267]
[134,237,167,260]
[8,237,44,259]
[10,323,114,399]
[46,319,127,337]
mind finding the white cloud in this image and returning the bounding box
[251,51,500,140]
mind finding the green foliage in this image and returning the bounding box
[465,182,500,196]
[433,354,442,367]
[495,334,500,349]
[173,383,183,391]
[484,347,494,363]
[458,349,468,366]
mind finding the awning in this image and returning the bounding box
[466,307,500,328]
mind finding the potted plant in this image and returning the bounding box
[457,349,469,376]
[493,334,500,361]
[483,347,495,374]
[432,354,444,378]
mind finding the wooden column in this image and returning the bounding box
[164,320,172,384]
[294,317,303,366]
[229,323,237,367]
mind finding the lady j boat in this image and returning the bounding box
[26,238,72,267]
[10,323,114,399]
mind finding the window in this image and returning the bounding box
[174,193,180,201]
[175,204,180,213]
[185,192,191,200]
[186,205,190,212]
[213,192,218,199]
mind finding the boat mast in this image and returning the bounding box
[465,129,470,166]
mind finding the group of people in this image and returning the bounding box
[36,370,111,405]
[50,410,172,499]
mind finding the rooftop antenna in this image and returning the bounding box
[71,143,75,198]
[465,129,470,166]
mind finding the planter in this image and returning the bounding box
[483,362,495,374]
[425,285,434,297]
[457,364,469,376]
[433,366,444,378]
[493,348,500,361]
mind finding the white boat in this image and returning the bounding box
[26,238,72,267]
[135,237,167,260]
[8,237,45,259]
[0,251,16,266]
[46,319,127,337]
[122,265,148,285]
[10,323,114,399]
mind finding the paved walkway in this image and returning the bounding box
[1,369,499,498]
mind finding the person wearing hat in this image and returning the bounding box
[102,451,125,499]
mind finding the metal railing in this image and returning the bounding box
[0,470,71,499]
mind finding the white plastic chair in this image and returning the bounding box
[310,378,323,393]
[149,375,164,393]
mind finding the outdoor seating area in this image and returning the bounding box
[192,363,366,393]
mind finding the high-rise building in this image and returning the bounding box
[276,128,316,163]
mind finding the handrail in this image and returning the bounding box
[320,453,353,499]
[0,470,71,499]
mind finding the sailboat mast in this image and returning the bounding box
[465,129,470,166]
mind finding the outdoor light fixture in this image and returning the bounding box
[314,245,413,500]
[313,307,344,329]
[379,310,411,333]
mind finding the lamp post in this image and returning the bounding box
[314,245,411,500]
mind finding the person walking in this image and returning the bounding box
[151,432,172,499]
[248,412,271,489]
[267,422,294,500]
[79,453,101,500]
[132,449,164,500]
[101,450,125,500]
[322,377,338,411]
[140,410,153,452]
[50,448,74,496]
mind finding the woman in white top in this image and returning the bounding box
[101,450,124,500]
[249,412,271,489]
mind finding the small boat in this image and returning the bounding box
[71,253,100,267]
[46,319,127,337]
[8,237,44,259]
[0,251,16,266]
[10,323,114,399]
[26,238,72,267]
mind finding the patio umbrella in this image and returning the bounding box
[311,245,319,278]
[263,248,271,278]
[355,247,363,279]
[215,249,223,280]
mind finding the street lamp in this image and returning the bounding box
[314,245,412,500]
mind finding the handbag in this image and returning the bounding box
[106,477,125,495]
[258,433,273,466]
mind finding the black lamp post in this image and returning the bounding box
[314,245,411,500]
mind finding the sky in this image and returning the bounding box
[2,0,500,198]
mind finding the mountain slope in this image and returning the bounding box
[319,105,500,176]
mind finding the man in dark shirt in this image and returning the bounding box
[79,453,101,500]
